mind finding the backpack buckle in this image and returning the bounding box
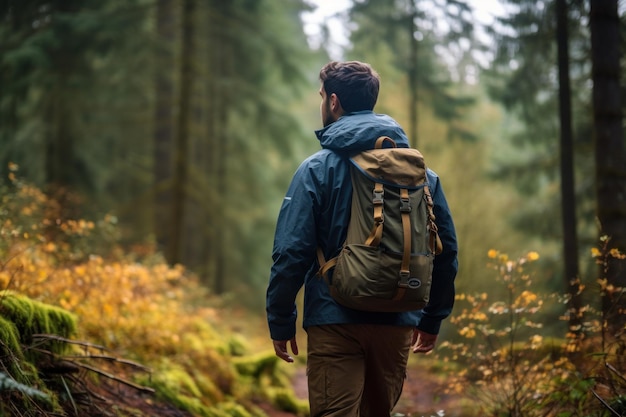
[373,189,384,205]
[400,197,411,213]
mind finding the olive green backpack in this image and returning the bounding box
[317,136,442,312]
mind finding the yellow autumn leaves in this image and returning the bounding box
[487,248,540,262]
[0,175,234,363]
[1,173,307,415]
[1,237,213,358]
[451,250,543,341]
[437,249,582,415]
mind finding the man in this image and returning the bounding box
[266,61,458,417]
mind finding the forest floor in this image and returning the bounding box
[93,356,468,417]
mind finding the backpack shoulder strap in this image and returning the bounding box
[316,247,337,280]
[423,184,443,255]
[364,181,384,247]
[374,136,397,149]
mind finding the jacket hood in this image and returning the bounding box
[315,111,410,154]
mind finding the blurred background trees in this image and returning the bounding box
[1,0,624,326]
[1,0,318,304]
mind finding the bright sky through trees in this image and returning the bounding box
[301,0,351,59]
[301,0,506,61]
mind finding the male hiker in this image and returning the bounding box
[266,61,458,416]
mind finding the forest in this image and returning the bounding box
[0,0,625,416]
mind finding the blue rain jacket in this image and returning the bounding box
[266,111,458,341]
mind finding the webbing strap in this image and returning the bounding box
[393,187,412,300]
[399,188,412,276]
[393,287,406,301]
[319,257,338,279]
[423,185,443,255]
[375,136,397,149]
[316,247,338,280]
[363,136,397,248]
[364,182,384,247]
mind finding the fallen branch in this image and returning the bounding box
[63,354,152,372]
[591,389,621,417]
[32,334,109,352]
[74,362,155,394]
[605,362,626,384]
[29,334,155,394]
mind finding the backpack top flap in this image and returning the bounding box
[349,147,427,189]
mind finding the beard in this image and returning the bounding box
[322,99,335,127]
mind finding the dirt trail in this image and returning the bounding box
[100,361,466,417]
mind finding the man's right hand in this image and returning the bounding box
[412,329,437,354]
[273,338,299,363]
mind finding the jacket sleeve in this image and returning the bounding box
[417,170,458,335]
[266,158,321,341]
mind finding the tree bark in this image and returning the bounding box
[168,0,195,265]
[211,2,231,295]
[556,0,582,337]
[590,0,626,333]
[407,0,419,149]
[154,0,175,257]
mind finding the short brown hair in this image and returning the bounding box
[319,61,380,113]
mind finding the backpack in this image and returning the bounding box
[317,136,442,313]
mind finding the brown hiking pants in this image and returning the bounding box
[306,324,413,417]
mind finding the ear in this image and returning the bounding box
[330,93,344,117]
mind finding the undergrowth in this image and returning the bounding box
[4,165,625,417]
[0,167,307,416]
[437,246,626,417]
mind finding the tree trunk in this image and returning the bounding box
[45,75,71,191]
[44,2,76,202]
[407,0,419,149]
[556,0,582,337]
[168,0,194,265]
[44,39,80,221]
[590,0,626,333]
[212,3,231,295]
[202,4,218,287]
[154,0,175,257]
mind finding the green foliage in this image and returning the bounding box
[348,0,477,143]
[233,351,308,415]
[0,292,77,379]
[0,292,77,347]
[0,316,26,378]
[0,0,559,317]
[270,387,308,414]
[0,294,72,415]
[233,352,280,380]
[169,0,315,298]
[149,362,221,415]
[0,0,153,196]
[484,0,598,258]
[0,0,308,301]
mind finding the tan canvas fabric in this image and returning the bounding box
[351,147,426,188]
